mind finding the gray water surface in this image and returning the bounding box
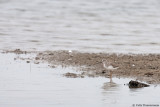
[0,0,160,53]
[0,53,160,107]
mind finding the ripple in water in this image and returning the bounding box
[0,0,160,53]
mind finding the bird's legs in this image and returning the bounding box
[109,77,113,83]
[109,71,112,79]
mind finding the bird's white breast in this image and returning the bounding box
[107,66,115,70]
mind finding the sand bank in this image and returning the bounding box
[4,49,160,84]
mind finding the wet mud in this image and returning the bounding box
[35,50,160,84]
[3,49,160,84]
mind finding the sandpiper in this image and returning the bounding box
[102,59,119,78]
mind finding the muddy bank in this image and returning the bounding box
[32,50,160,84]
[3,49,160,84]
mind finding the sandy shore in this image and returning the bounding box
[4,49,160,84]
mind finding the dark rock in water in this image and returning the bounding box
[129,80,149,88]
[26,61,30,63]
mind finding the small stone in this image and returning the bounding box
[132,64,135,67]
[68,58,72,61]
[35,57,40,60]
[68,50,72,53]
[81,76,84,78]
[102,70,106,74]
[34,62,39,64]
[48,53,54,55]
[144,72,153,77]
[26,61,30,63]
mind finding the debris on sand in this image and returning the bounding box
[64,72,84,78]
[129,80,149,88]
[144,72,154,77]
[5,49,27,54]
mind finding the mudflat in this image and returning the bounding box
[4,49,160,84]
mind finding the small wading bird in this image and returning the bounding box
[102,59,119,78]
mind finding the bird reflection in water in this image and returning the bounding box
[102,78,119,91]
[101,78,120,104]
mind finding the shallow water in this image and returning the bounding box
[0,0,160,53]
[0,53,160,107]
